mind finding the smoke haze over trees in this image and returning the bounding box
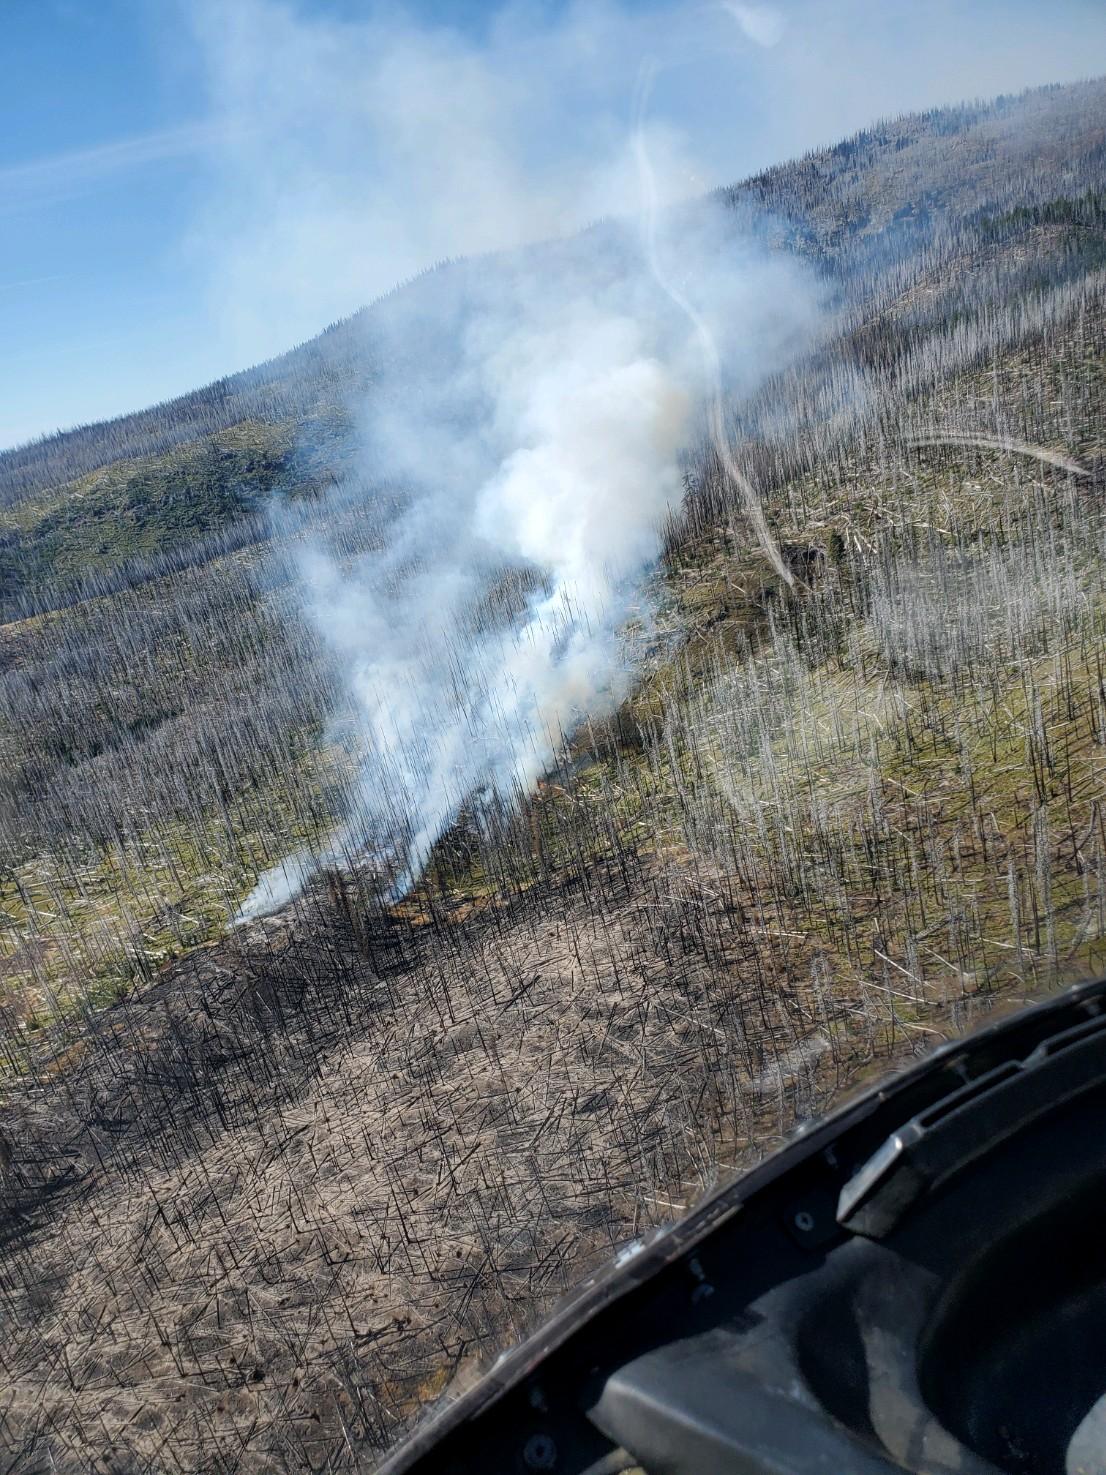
[3,0,1106,450]
[2,16,1106,1473]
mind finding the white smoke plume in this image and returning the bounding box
[189,0,1106,366]
[213,0,1106,920]
[721,3,787,49]
[237,205,819,919]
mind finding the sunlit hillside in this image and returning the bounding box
[1,78,1105,1474]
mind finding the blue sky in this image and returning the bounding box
[1,1,220,447]
[3,0,1106,451]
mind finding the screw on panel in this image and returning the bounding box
[523,1432,557,1470]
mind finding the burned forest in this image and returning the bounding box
[3,77,1106,1473]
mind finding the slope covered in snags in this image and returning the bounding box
[2,77,1106,615]
[2,80,1106,1474]
[4,281,1106,1474]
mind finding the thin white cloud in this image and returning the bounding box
[0,120,229,212]
[0,272,66,294]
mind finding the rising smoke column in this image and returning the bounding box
[237,212,817,921]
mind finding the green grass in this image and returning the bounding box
[0,416,344,603]
[0,733,357,1042]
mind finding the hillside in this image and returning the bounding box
[3,76,1106,615]
[2,78,1106,1474]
